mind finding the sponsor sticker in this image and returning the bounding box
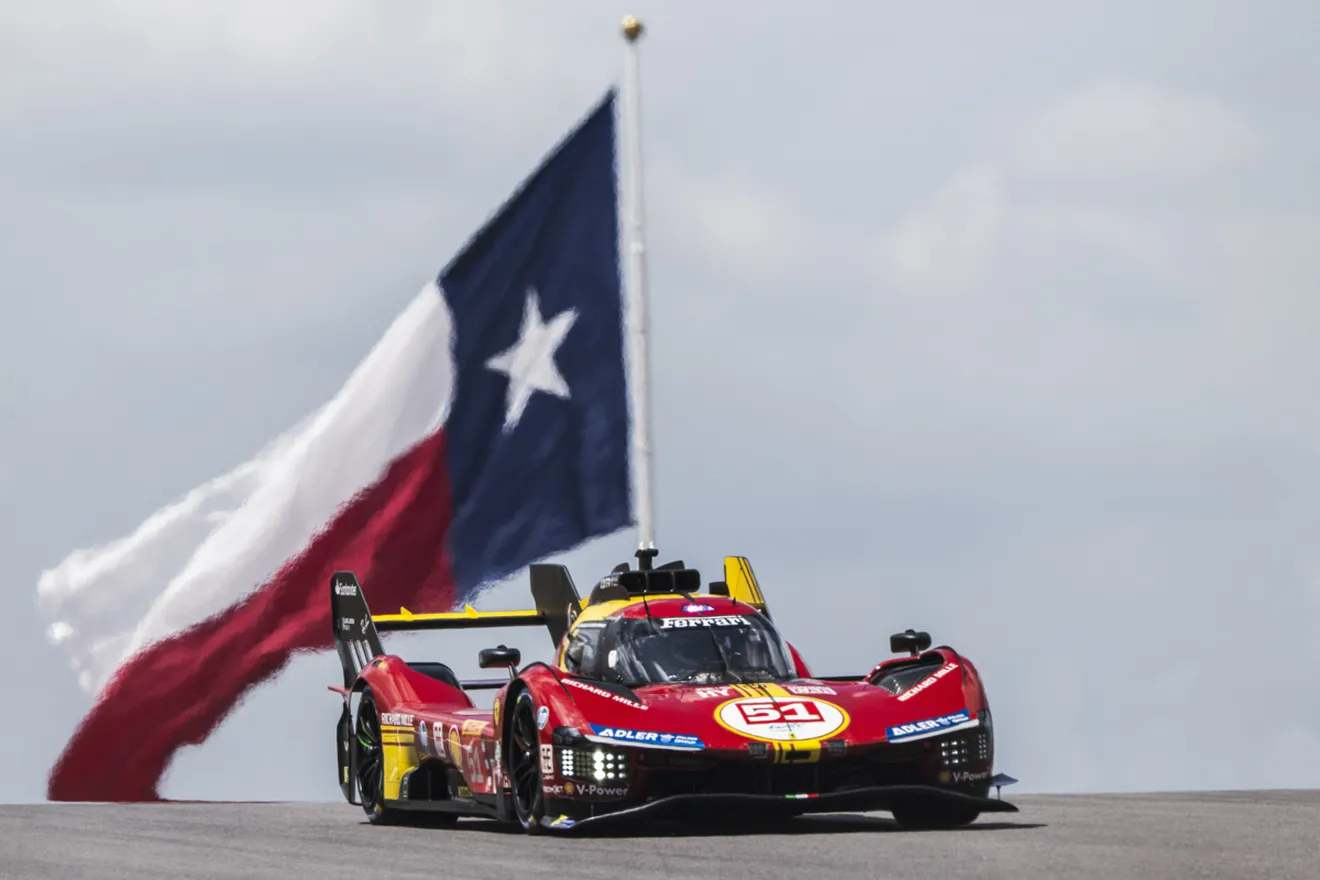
[417,720,429,750]
[540,744,554,775]
[887,709,975,742]
[694,686,734,699]
[715,697,849,742]
[786,684,836,695]
[462,739,485,784]
[577,783,628,797]
[334,582,357,596]
[461,719,487,735]
[682,603,716,613]
[448,726,463,764]
[563,677,647,709]
[492,698,501,727]
[547,815,576,829]
[952,769,991,783]
[589,725,704,749]
[658,615,748,629]
[536,706,550,729]
[896,662,959,702]
[381,712,414,726]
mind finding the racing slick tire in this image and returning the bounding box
[891,799,981,830]
[507,689,548,833]
[355,687,404,825]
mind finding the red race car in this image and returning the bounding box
[328,550,1018,832]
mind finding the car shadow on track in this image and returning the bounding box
[433,814,1047,838]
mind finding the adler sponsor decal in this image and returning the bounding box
[896,662,959,701]
[887,710,974,742]
[589,725,704,749]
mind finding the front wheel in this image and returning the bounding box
[507,690,547,832]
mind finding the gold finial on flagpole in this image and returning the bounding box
[621,15,644,43]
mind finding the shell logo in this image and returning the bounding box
[448,725,463,765]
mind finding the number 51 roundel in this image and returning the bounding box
[714,697,849,742]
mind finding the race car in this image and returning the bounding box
[327,549,1018,832]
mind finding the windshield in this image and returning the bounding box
[595,613,797,686]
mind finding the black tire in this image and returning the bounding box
[506,690,547,833]
[355,687,401,825]
[891,800,981,830]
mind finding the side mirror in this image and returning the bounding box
[890,629,931,657]
[479,644,521,679]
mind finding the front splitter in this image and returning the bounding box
[539,784,1017,832]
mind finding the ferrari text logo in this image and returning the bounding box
[658,615,748,629]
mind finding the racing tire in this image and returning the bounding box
[891,800,981,830]
[355,687,403,826]
[507,690,547,833]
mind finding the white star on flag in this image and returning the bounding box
[485,288,579,431]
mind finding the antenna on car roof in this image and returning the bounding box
[635,548,658,619]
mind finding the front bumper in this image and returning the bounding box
[539,784,1017,832]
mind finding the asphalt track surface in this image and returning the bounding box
[1,790,1316,879]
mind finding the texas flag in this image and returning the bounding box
[37,91,632,801]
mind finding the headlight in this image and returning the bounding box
[873,661,945,695]
[558,745,628,781]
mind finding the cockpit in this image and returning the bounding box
[562,611,797,686]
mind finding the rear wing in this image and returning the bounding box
[721,556,770,617]
[328,565,583,688]
[328,554,771,688]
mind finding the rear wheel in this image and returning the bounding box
[507,690,546,833]
[354,688,401,825]
[892,800,981,830]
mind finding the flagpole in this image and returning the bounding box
[620,15,658,556]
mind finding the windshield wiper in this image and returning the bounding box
[677,591,744,684]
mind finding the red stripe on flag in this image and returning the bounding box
[47,429,455,802]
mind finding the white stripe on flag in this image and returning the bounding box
[37,282,456,695]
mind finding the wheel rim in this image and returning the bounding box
[355,697,385,812]
[509,697,543,824]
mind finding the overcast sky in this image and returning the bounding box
[4,0,1319,803]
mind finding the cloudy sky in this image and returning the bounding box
[4,0,1319,803]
